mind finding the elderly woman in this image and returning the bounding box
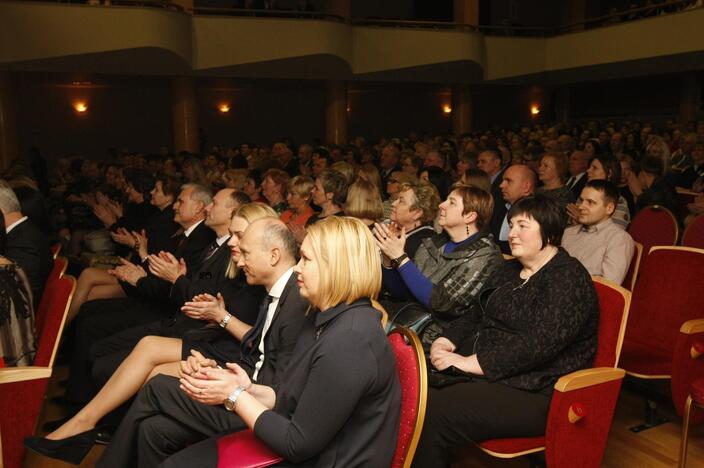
[583,154,630,228]
[24,203,274,465]
[412,195,599,468]
[144,217,399,467]
[374,184,503,345]
[536,152,575,213]
[389,182,439,258]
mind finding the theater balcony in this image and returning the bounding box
[0,1,703,84]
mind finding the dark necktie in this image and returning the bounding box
[240,294,274,367]
[566,176,576,189]
[174,233,188,256]
[202,240,220,262]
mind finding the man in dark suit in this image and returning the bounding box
[477,149,506,203]
[88,189,248,385]
[99,218,311,468]
[565,150,590,199]
[0,180,53,304]
[489,165,536,254]
[64,184,216,407]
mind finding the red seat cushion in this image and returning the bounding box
[620,339,671,376]
[479,436,545,455]
[690,378,704,406]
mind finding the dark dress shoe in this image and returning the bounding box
[24,428,98,465]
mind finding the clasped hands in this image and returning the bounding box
[429,337,473,373]
[179,349,250,406]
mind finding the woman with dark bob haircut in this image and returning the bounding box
[412,194,599,468]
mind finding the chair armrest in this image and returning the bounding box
[680,319,704,335]
[0,366,52,384]
[553,368,625,393]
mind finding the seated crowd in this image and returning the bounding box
[0,117,702,466]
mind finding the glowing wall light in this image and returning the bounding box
[442,104,452,114]
[218,103,231,113]
[530,105,540,116]
[73,101,88,113]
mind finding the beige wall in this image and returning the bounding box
[1,2,703,83]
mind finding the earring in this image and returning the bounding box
[466,224,470,235]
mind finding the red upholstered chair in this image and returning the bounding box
[627,205,679,255]
[50,242,61,260]
[388,327,427,468]
[678,374,704,468]
[476,277,630,467]
[619,247,704,429]
[621,241,643,291]
[682,215,704,249]
[0,275,76,468]
[216,327,427,468]
[34,256,68,335]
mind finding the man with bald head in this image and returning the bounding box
[490,164,536,254]
[99,218,311,467]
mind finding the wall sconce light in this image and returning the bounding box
[530,105,540,116]
[73,101,88,113]
[218,103,231,114]
[442,104,452,114]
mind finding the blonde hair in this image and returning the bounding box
[330,161,356,186]
[304,216,381,309]
[225,202,278,278]
[344,179,384,221]
[285,175,314,198]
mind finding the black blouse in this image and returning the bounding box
[444,248,599,392]
[254,299,401,467]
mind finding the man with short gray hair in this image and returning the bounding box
[0,180,53,303]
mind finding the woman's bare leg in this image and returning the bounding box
[46,336,182,440]
[68,268,120,322]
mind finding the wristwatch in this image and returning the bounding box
[390,253,409,269]
[219,313,232,328]
[224,386,246,411]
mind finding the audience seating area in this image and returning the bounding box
[2,113,704,467]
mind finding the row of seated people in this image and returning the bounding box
[20,179,618,466]
[6,116,695,370]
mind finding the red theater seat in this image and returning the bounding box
[0,275,76,468]
[476,277,630,467]
[620,247,704,427]
[628,205,679,255]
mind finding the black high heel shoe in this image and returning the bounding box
[24,427,99,465]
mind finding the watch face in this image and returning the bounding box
[224,398,235,411]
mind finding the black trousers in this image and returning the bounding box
[411,381,552,468]
[97,375,247,468]
[65,297,172,404]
